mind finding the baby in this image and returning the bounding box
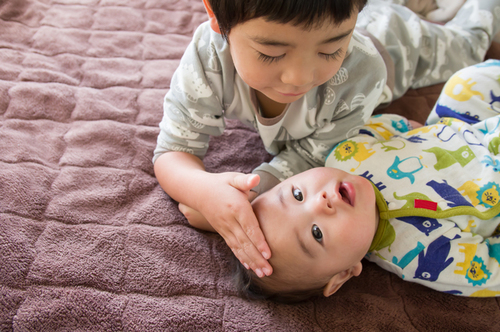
[241,166,378,301]
[236,60,500,302]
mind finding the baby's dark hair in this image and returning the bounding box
[208,0,368,39]
[232,255,324,304]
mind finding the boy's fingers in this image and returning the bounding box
[227,222,273,277]
[225,238,251,270]
[243,222,271,260]
[220,227,254,269]
[237,205,272,265]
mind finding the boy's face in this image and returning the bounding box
[227,14,357,108]
[252,167,378,289]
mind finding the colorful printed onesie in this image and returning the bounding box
[154,0,500,194]
[326,60,500,296]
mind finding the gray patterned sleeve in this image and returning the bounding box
[153,23,234,163]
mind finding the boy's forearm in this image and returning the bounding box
[178,203,216,232]
[155,151,222,232]
[154,152,260,231]
[154,151,210,216]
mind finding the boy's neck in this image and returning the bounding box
[255,90,287,118]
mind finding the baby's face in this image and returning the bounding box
[252,167,378,288]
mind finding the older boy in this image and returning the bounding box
[236,60,500,302]
[154,0,500,278]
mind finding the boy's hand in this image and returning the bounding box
[154,152,272,277]
[191,173,272,277]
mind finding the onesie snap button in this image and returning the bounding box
[438,201,448,210]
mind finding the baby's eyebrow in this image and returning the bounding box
[298,233,314,258]
[279,185,314,258]
[278,187,285,206]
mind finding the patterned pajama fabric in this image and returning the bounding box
[357,0,500,99]
[326,61,500,296]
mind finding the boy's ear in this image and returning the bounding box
[202,0,222,34]
[323,262,363,297]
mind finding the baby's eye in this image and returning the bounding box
[292,187,303,201]
[312,225,323,242]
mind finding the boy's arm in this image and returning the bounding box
[153,23,272,276]
[154,151,272,277]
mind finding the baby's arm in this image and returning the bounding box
[154,151,272,277]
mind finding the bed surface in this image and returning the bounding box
[1,0,499,331]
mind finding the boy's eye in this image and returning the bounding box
[292,188,303,201]
[319,49,344,61]
[258,52,285,64]
[312,225,323,242]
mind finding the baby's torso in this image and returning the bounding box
[326,113,500,294]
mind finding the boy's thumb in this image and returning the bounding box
[232,174,260,192]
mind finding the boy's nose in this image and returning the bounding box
[281,62,314,87]
[313,191,336,215]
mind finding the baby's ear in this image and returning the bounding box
[323,262,362,297]
[202,0,222,34]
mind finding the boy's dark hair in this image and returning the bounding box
[208,0,368,39]
[232,256,324,304]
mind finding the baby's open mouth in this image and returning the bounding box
[339,184,353,206]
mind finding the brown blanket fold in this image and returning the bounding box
[1,0,499,331]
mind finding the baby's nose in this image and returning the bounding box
[315,191,336,214]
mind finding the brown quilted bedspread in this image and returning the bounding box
[1,0,499,331]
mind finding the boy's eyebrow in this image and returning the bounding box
[251,29,353,47]
[319,29,354,45]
